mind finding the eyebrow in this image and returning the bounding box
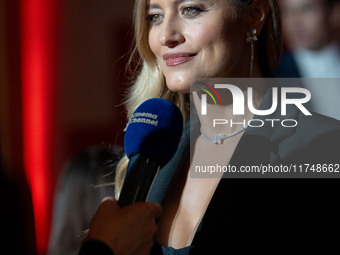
[147,0,206,10]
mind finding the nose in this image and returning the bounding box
[159,16,185,48]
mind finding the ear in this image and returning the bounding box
[247,0,270,35]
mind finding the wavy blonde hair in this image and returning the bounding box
[114,0,282,198]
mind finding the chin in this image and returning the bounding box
[165,77,191,94]
[166,85,191,94]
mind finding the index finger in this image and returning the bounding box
[146,202,162,218]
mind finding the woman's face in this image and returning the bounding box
[147,0,249,93]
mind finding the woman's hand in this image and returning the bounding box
[85,197,162,255]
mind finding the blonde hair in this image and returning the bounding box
[115,0,282,198]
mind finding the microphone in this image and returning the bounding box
[118,98,183,207]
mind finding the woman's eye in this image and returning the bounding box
[146,14,163,24]
[182,6,204,16]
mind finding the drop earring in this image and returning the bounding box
[246,29,257,77]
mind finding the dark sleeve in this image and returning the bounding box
[79,240,115,255]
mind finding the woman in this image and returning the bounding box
[80,0,340,254]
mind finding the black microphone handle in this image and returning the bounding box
[118,154,159,207]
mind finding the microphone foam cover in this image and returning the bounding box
[124,98,183,166]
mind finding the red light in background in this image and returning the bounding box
[20,0,60,254]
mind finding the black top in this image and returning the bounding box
[147,86,340,254]
[79,86,340,255]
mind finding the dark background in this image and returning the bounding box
[1,1,134,254]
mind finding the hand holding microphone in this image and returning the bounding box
[80,98,183,255]
[85,198,162,255]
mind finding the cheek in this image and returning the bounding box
[186,21,229,49]
[187,24,211,44]
[191,20,241,62]
[148,30,159,57]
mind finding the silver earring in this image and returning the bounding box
[246,29,257,77]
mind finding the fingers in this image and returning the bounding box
[100,197,162,219]
[125,202,161,238]
[101,196,116,203]
[87,197,162,255]
[99,197,117,210]
[146,202,163,218]
[128,202,162,218]
[122,202,161,253]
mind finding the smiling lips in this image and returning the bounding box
[163,52,197,67]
